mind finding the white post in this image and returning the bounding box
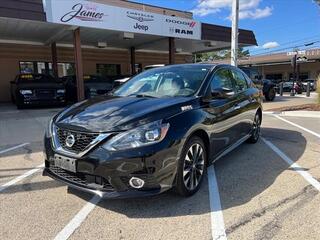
[231,0,239,66]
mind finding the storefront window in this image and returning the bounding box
[289,72,309,81]
[19,62,34,74]
[37,62,46,74]
[265,73,283,81]
[58,63,75,77]
[20,61,53,75]
[135,63,142,73]
[97,64,121,78]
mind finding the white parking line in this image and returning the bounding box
[208,165,227,240]
[0,142,30,155]
[0,164,44,192]
[262,137,320,191]
[54,195,102,240]
[273,115,320,139]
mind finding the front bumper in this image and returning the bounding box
[18,94,65,106]
[43,134,182,198]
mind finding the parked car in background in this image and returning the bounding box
[240,67,276,101]
[43,64,262,198]
[282,81,303,94]
[10,74,66,109]
[302,79,316,91]
[61,75,113,102]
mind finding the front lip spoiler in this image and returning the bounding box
[43,167,164,199]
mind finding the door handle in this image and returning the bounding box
[234,105,241,110]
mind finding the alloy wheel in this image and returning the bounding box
[183,143,205,191]
[252,114,261,140]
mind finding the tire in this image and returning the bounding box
[247,112,261,144]
[11,93,15,104]
[16,99,25,109]
[175,136,207,197]
[265,87,276,101]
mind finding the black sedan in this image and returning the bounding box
[61,75,113,102]
[10,74,66,109]
[43,64,262,198]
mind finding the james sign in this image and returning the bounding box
[45,0,201,40]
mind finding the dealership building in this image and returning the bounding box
[0,0,257,102]
[238,49,320,81]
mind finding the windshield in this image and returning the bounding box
[113,65,211,98]
[18,74,57,83]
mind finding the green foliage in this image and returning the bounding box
[196,47,250,62]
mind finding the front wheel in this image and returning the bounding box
[175,136,207,197]
[247,113,261,143]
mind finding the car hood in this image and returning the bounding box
[55,95,197,132]
[17,82,64,89]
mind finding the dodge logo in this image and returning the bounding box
[65,134,76,148]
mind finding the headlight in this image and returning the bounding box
[45,117,54,138]
[20,90,32,95]
[57,89,65,94]
[102,120,170,151]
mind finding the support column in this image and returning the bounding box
[51,42,58,78]
[169,37,175,65]
[231,0,239,66]
[73,28,84,101]
[130,47,136,75]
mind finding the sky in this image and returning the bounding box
[131,0,320,56]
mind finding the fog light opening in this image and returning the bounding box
[129,177,145,189]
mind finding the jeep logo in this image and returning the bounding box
[134,23,149,31]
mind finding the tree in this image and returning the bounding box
[196,47,250,62]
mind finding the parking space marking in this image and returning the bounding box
[54,195,102,240]
[262,137,320,191]
[0,163,44,192]
[0,142,29,155]
[208,165,227,240]
[273,115,320,138]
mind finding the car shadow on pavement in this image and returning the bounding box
[216,127,307,211]
[69,127,306,219]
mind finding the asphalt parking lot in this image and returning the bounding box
[1,104,320,240]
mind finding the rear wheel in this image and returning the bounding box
[175,136,207,197]
[16,98,25,109]
[265,87,275,101]
[247,113,261,143]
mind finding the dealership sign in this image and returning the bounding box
[45,0,201,40]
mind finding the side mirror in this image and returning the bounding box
[202,88,233,102]
[211,89,225,99]
[211,87,234,99]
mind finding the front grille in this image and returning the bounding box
[49,165,114,192]
[56,127,99,153]
[35,89,55,99]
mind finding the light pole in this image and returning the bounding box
[231,0,239,66]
